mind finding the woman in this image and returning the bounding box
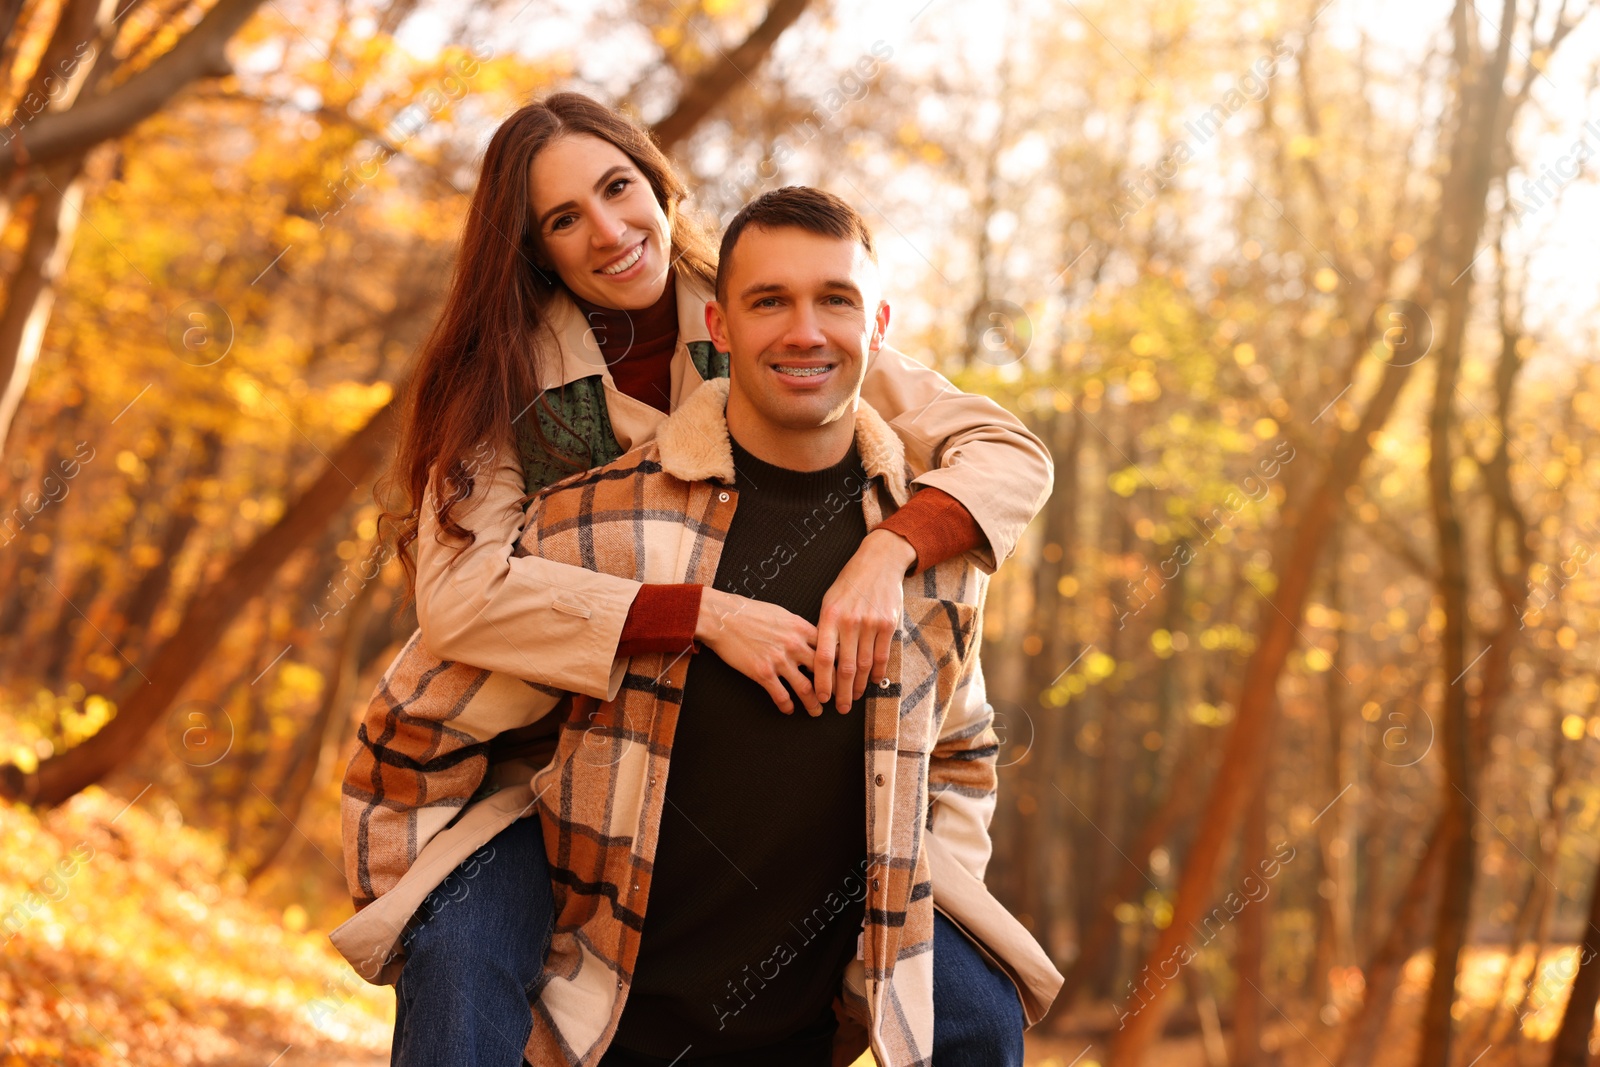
[377,93,1050,1066]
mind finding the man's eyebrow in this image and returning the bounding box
[535,165,634,230]
[819,279,864,299]
[737,279,865,301]
[737,281,788,301]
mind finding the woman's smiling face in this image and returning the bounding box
[529,133,673,311]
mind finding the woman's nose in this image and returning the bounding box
[592,208,627,247]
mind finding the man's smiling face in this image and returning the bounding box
[708,224,890,436]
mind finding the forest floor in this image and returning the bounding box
[3,787,1583,1066]
[0,784,1190,1067]
[0,787,391,1066]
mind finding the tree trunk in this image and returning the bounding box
[43,558,103,688]
[1333,820,1448,1067]
[1058,727,1219,1010]
[1035,404,1082,964]
[0,0,32,84]
[649,0,815,151]
[0,397,398,805]
[1412,161,1479,1067]
[1414,12,1523,1063]
[1547,860,1600,1066]
[1011,405,1077,946]
[111,432,226,661]
[0,0,118,450]
[1475,853,1554,1049]
[1186,964,1231,1067]
[245,577,377,882]
[1412,805,1472,1067]
[1312,525,1355,1008]
[221,631,279,856]
[0,162,87,453]
[1233,768,1271,1067]
[1489,685,1585,1049]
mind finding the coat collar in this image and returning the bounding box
[542,267,716,391]
[655,377,910,505]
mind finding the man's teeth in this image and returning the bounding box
[600,242,644,275]
[774,365,831,377]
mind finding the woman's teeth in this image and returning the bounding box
[774,365,831,377]
[600,242,644,275]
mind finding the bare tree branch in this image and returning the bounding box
[0,0,266,180]
[648,0,813,151]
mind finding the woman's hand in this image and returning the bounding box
[695,588,823,715]
[814,529,916,713]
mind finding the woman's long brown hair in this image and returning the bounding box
[379,92,718,600]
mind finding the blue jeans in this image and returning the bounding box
[390,816,1024,1066]
[932,909,1026,1067]
[391,815,553,1067]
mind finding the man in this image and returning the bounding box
[333,187,1062,1066]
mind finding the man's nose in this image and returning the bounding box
[782,305,827,349]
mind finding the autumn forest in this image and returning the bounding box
[3,0,1600,1064]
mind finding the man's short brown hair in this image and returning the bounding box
[716,186,878,302]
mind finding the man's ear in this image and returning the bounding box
[869,300,892,354]
[706,300,732,351]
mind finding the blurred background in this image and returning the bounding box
[2,0,1599,1063]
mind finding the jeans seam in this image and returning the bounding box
[523,908,555,998]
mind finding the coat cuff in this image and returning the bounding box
[617,584,703,656]
[876,487,989,575]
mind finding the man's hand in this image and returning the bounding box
[695,588,823,715]
[814,529,916,713]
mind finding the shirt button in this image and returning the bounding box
[879,678,891,689]
[718,491,730,502]
[872,878,881,891]
[874,773,885,786]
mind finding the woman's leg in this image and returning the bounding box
[931,909,1026,1067]
[391,814,554,1067]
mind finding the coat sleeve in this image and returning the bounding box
[413,433,635,700]
[858,342,1053,573]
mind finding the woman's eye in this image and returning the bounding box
[608,177,632,196]
[550,215,575,232]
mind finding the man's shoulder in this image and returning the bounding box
[517,441,700,579]
[531,441,679,512]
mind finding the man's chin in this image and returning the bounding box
[758,398,851,431]
[729,377,858,435]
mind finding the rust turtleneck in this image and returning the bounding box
[570,273,679,414]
